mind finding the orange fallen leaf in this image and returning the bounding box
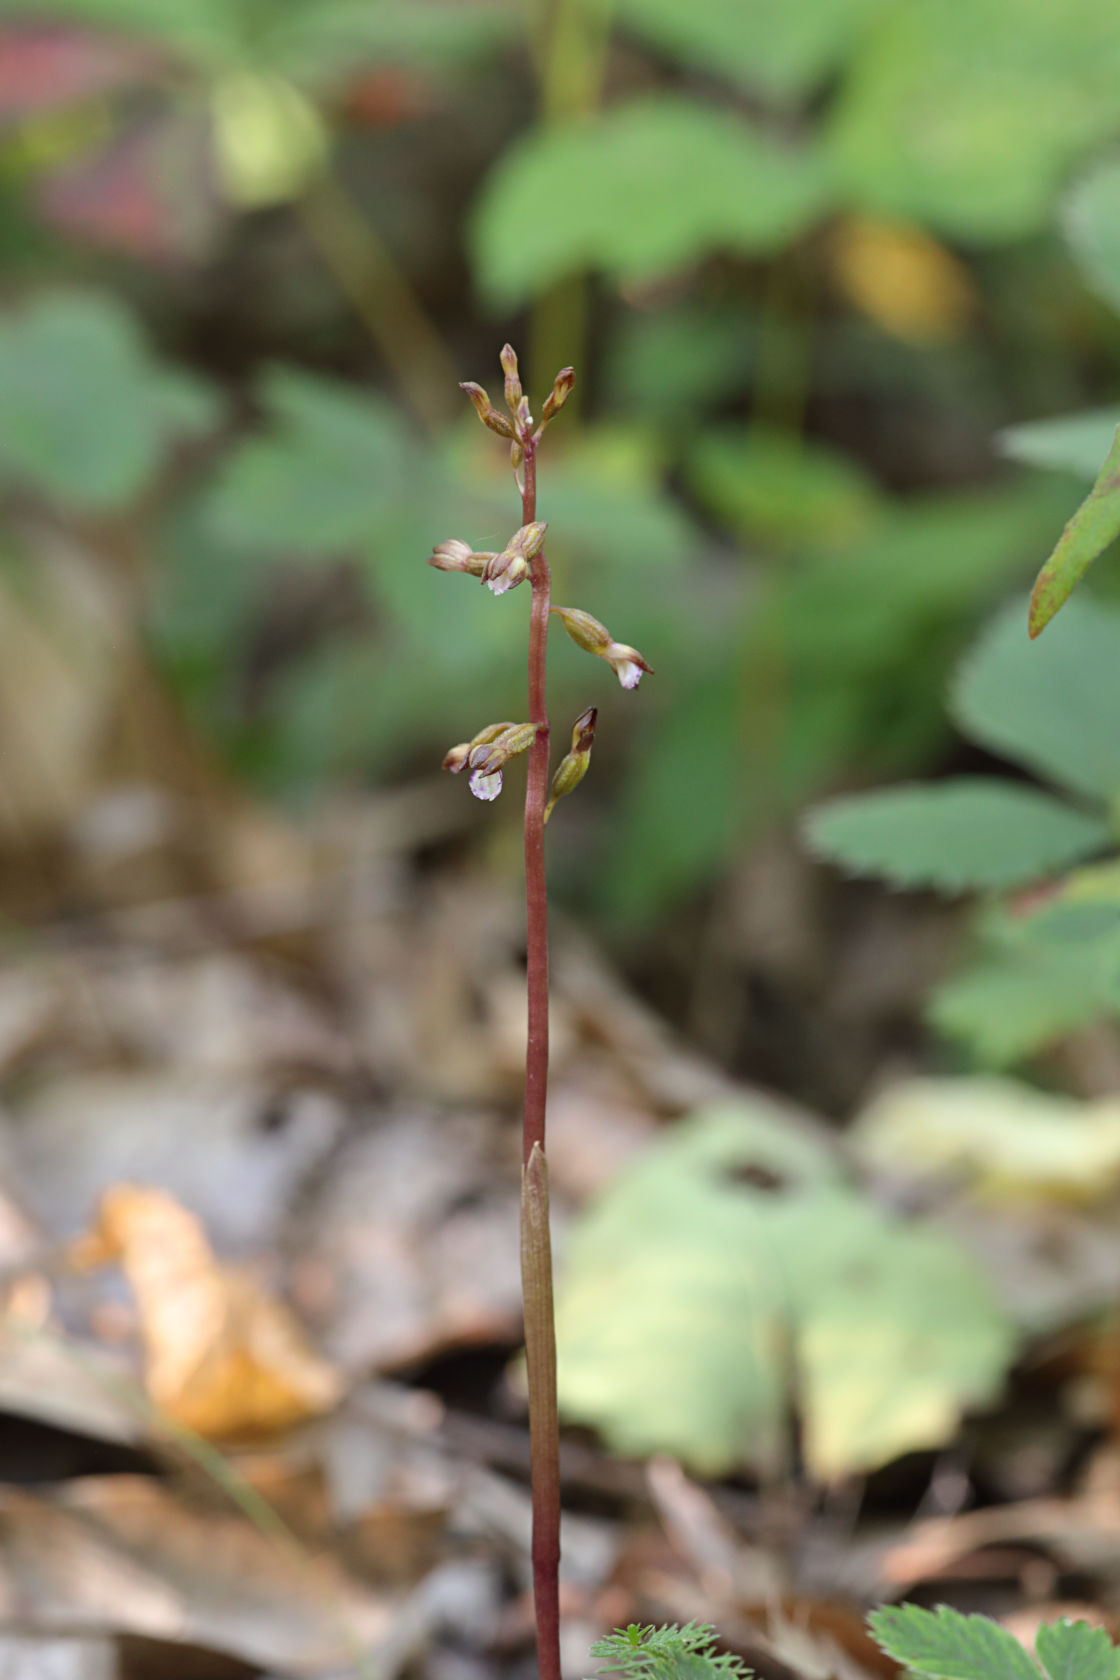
[72,1183,342,1440]
[830,216,976,344]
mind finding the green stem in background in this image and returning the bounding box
[519,431,562,1680]
[528,0,615,413]
[298,170,459,434]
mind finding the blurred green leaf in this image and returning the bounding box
[555,1104,1014,1479]
[472,97,831,307]
[613,0,886,100]
[830,0,1120,240]
[930,916,1117,1065]
[0,0,242,64]
[999,411,1120,479]
[0,290,220,511]
[951,593,1120,800]
[203,366,412,552]
[805,781,1108,893]
[259,0,517,84]
[1064,153,1120,315]
[686,426,881,549]
[1028,425,1120,634]
[599,659,744,923]
[605,304,757,421]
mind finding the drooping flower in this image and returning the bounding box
[551,607,653,690]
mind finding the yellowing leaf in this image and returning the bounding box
[211,72,327,209]
[830,215,976,343]
[853,1077,1120,1203]
[73,1185,342,1440]
[555,1105,1013,1480]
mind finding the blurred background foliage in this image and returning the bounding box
[2,0,1120,1040]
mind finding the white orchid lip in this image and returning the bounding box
[469,767,503,801]
[606,641,653,689]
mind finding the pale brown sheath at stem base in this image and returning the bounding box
[521,1141,561,1678]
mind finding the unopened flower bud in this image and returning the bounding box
[540,366,575,427]
[551,606,612,655]
[544,706,597,823]
[460,381,516,439]
[511,439,524,470]
[442,742,471,774]
[513,521,547,561]
[429,538,490,576]
[552,607,653,689]
[500,344,522,414]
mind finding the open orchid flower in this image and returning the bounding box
[550,606,653,690]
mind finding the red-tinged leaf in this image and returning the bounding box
[1029,423,1120,636]
[0,25,161,124]
[37,110,220,265]
[340,67,434,129]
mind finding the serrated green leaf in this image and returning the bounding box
[1036,1619,1120,1680]
[1064,155,1120,314]
[1029,426,1120,633]
[929,935,1115,1065]
[805,781,1107,894]
[869,1605,1040,1680]
[612,0,884,100]
[951,594,1120,801]
[999,411,1120,480]
[555,1105,1014,1479]
[471,98,830,307]
[0,291,221,511]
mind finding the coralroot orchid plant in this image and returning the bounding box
[428,347,652,1680]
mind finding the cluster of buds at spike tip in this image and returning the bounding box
[460,345,576,454]
[544,707,596,823]
[443,720,542,802]
[551,607,654,690]
[500,343,532,434]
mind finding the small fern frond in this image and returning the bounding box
[589,1621,752,1678]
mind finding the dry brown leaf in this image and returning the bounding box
[73,1184,342,1441]
[289,1108,522,1373]
[0,1476,389,1672]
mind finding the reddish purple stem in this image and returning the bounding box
[519,434,562,1680]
